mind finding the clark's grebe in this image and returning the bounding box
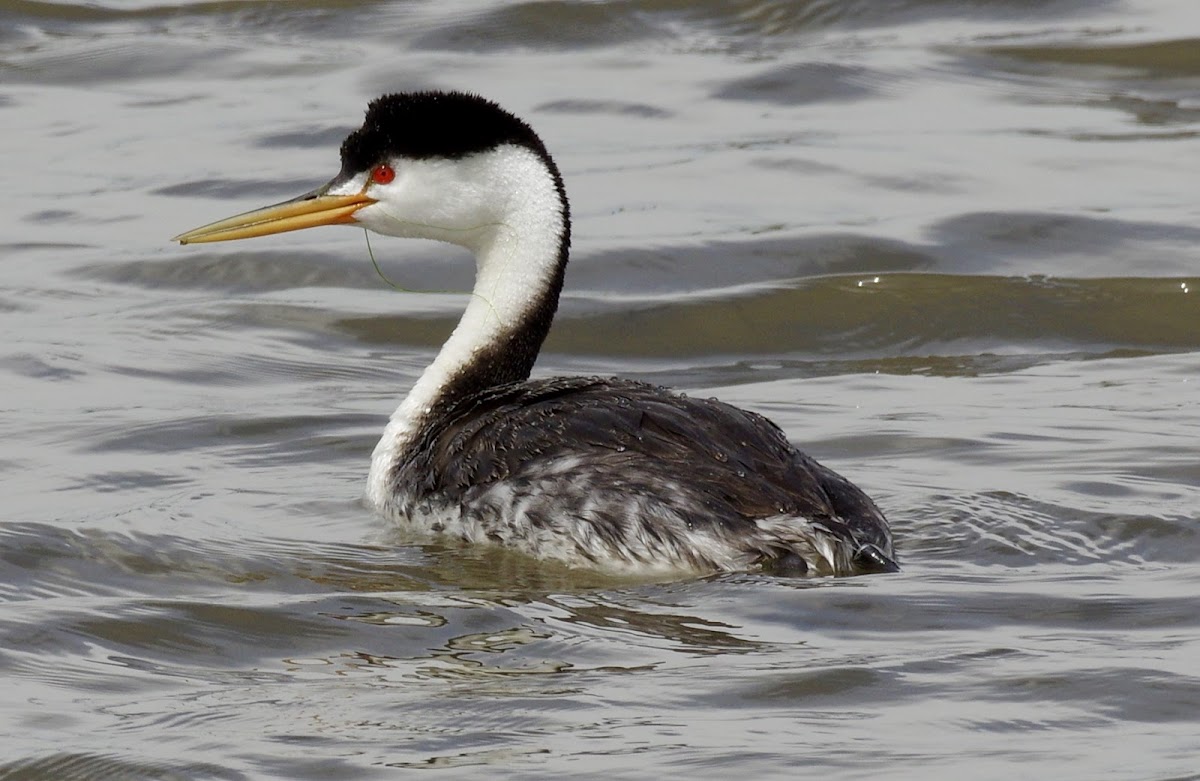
[174,91,897,577]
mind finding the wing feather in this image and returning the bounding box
[391,376,894,573]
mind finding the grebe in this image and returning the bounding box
[174,91,897,577]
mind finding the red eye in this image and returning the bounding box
[371,163,395,184]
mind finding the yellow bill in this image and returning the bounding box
[172,189,375,244]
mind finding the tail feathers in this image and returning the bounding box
[752,515,899,577]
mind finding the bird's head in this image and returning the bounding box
[173,91,564,254]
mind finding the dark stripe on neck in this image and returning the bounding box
[432,235,567,417]
[428,148,570,421]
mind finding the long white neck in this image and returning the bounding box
[362,145,569,509]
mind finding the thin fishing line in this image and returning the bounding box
[362,228,501,323]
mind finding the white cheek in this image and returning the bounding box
[355,182,449,240]
[354,200,407,237]
[355,163,500,246]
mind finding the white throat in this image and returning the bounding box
[360,144,567,509]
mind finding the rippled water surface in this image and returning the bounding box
[2,1,1199,778]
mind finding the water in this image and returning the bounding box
[2,0,1199,778]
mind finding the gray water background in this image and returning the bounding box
[1,1,1199,778]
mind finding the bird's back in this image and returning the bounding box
[386,376,896,576]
